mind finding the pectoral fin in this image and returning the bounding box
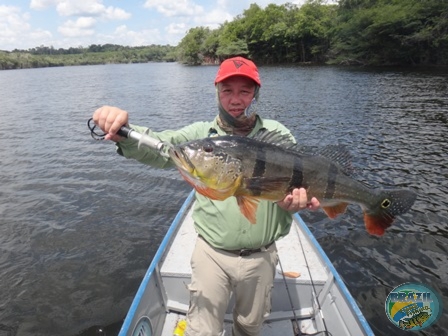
[236,196,260,224]
[322,202,349,219]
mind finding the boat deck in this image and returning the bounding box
[161,206,328,282]
[161,313,318,336]
[160,206,329,335]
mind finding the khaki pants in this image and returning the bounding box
[185,237,278,336]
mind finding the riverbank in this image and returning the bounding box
[0,45,176,70]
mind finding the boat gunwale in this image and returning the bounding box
[118,189,196,336]
[293,213,375,336]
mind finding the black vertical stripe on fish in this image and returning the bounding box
[324,162,339,199]
[289,155,304,191]
[248,148,266,196]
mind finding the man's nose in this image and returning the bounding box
[229,94,242,104]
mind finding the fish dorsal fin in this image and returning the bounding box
[252,129,353,174]
[291,143,354,175]
[252,128,296,149]
[315,144,354,175]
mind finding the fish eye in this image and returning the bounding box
[381,199,391,208]
[203,144,214,153]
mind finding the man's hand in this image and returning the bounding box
[93,106,129,142]
[276,188,320,212]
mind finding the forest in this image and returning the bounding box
[0,44,176,70]
[1,0,447,70]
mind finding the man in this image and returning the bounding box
[93,56,319,336]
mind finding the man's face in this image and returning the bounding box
[218,76,256,118]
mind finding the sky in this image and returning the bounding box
[0,0,318,51]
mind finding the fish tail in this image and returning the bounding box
[364,189,417,236]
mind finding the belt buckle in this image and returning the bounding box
[239,249,252,257]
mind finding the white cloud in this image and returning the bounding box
[96,25,164,46]
[30,0,59,10]
[194,8,233,27]
[103,7,131,20]
[58,17,96,37]
[0,5,30,32]
[144,0,204,17]
[0,5,53,50]
[56,0,105,16]
[29,28,53,41]
[165,22,188,36]
[30,1,131,42]
[31,0,131,20]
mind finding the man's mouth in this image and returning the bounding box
[228,109,244,117]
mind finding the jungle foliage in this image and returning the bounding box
[176,0,448,66]
[1,0,447,69]
[0,44,176,70]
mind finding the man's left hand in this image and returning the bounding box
[276,188,320,212]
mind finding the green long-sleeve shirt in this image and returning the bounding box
[116,116,296,250]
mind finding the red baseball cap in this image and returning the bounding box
[214,57,261,86]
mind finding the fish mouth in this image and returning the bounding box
[169,146,195,174]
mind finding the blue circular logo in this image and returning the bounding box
[385,282,443,331]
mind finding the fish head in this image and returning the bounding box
[169,137,243,199]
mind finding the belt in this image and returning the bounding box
[225,242,275,257]
[198,235,274,257]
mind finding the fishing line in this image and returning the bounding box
[296,223,330,336]
[278,254,333,336]
[278,256,302,336]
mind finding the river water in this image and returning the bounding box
[0,63,447,336]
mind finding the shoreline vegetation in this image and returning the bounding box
[1,0,447,70]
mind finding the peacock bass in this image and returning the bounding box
[168,130,417,236]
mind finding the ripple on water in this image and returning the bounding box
[0,64,447,335]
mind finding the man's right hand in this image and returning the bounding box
[92,106,129,142]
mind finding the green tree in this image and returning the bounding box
[216,39,249,59]
[331,0,448,65]
[201,27,222,63]
[177,27,211,65]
